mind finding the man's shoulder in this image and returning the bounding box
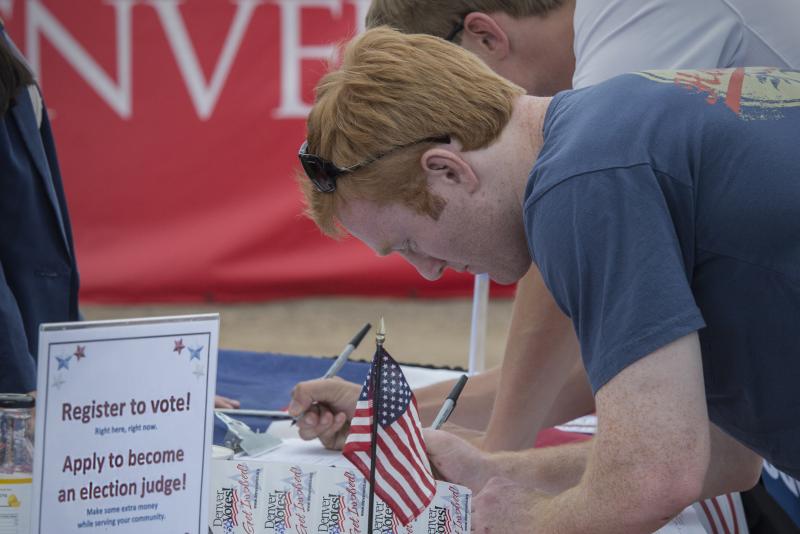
[528,79,665,200]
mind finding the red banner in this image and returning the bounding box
[4,1,513,302]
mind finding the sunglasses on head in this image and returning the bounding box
[298,135,451,193]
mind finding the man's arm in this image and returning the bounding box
[541,359,595,430]
[415,366,499,428]
[567,332,711,533]
[420,355,593,436]
[702,422,763,497]
[430,334,760,533]
[483,263,589,451]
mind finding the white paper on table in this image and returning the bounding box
[250,438,352,467]
[266,419,300,439]
[555,415,598,434]
[655,504,708,533]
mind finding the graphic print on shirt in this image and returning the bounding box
[636,68,800,120]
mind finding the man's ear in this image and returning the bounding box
[460,12,510,60]
[420,149,479,193]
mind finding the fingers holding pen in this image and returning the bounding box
[317,411,350,450]
[287,370,362,450]
[288,377,361,419]
[295,403,350,450]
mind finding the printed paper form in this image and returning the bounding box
[248,438,351,468]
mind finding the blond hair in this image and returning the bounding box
[301,27,524,236]
[366,0,563,40]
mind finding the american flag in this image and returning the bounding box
[343,346,436,526]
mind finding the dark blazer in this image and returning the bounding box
[0,26,79,392]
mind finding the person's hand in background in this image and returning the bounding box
[214,395,240,409]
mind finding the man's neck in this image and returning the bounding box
[505,95,551,206]
[510,0,576,94]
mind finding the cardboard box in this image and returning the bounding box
[209,458,470,534]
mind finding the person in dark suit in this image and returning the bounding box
[0,23,241,408]
[0,22,80,393]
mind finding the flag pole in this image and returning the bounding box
[367,317,385,534]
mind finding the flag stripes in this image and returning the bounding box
[343,347,436,526]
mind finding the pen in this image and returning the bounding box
[322,322,372,379]
[292,322,372,425]
[215,408,294,419]
[431,374,469,429]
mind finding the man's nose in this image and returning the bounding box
[401,251,445,281]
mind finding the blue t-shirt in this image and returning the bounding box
[524,68,800,478]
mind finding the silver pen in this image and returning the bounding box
[215,408,294,419]
[431,374,469,429]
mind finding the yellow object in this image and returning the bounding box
[0,477,33,484]
[7,493,20,507]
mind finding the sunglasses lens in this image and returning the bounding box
[300,155,336,193]
[315,173,336,193]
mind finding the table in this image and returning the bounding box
[214,349,462,443]
[212,349,755,533]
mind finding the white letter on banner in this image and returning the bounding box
[273,0,344,119]
[349,0,370,34]
[25,0,135,118]
[150,0,262,120]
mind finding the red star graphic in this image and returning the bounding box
[74,345,86,361]
[174,339,185,355]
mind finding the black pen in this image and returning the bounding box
[431,374,469,429]
[322,322,372,378]
[292,322,372,425]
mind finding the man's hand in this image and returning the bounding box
[472,477,548,533]
[214,395,240,409]
[423,429,495,492]
[288,377,361,450]
[437,421,485,447]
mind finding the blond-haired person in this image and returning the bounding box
[297,27,800,532]
[290,0,800,454]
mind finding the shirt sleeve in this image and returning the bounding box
[572,0,742,89]
[527,165,705,392]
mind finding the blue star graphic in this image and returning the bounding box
[56,355,72,370]
[188,345,203,360]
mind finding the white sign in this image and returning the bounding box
[31,314,220,533]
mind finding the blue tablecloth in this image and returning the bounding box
[213,349,372,443]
